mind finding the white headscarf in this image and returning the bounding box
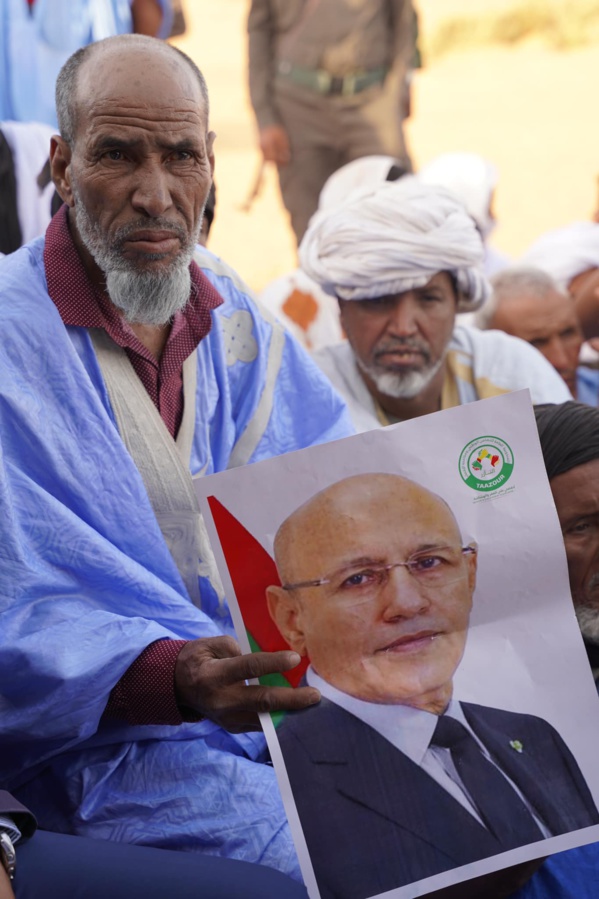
[418,152,498,238]
[521,222,599,289]
[299,177,490,311]
[318,155,406,213]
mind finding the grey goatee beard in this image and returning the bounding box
[357,340,445,400]
[72,183,202,326]
[576,601,599,646]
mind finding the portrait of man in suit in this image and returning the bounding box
[266,473,599,899]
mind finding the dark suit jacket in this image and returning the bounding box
[278,700,599,899]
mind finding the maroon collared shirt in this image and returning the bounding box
[44,206,223,724]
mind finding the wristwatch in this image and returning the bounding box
[0,832,16,880]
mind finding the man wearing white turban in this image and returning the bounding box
[258,154,407,351]
[300,179,572,432]
[418,151,510,278]
[522,222,599,341]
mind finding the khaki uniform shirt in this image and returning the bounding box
[248,0,415,128]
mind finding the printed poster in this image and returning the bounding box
[195,391,599,898]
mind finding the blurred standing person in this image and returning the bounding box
[248,0,415,245]
[0,0,172,126]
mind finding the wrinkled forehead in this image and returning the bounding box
[499,289,580,333]
[75,44,206,137]
[275,478,461,581]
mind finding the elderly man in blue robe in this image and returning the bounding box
[0,35,353,881]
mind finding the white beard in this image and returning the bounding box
[576,604,599,646]
[357,354,445,400]
[72,181,202,326]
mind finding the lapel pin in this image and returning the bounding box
[509,739,524,753]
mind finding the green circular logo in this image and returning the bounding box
[458,436,514,492]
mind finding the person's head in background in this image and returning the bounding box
[418,152,508,278]
[477,267,582,396]
[317,155,409,214]
[300,178,489,421]
[535,402,599,683]
[522,222,599,343]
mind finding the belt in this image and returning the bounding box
[276,62,387,96]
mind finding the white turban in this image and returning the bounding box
[299,177,490,311]
[418,152,498,238]
[318,155,406,213]
[521,222,599,289]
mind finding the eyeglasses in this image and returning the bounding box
[282,544,477,603]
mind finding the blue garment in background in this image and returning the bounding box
[0,238,353,878]
[514,843,599,898]
[577,365,599,407]
[0,0,172,125]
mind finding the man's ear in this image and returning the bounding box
[266,586,307,656]
[50,136,74,207]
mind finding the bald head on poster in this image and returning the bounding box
[266,473,599,899]
[267,473,477,713]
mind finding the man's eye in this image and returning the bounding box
[358,298,395,312]
[411,555,444,573]
[568,520,593,535]
[172,150,193,162]
[340,570,377,588]
[104,150,124,161]
[419,294,442,304]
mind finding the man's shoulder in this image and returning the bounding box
[0,240,45,287]
[461,701,558,738]
[0,239,51,321]
[193,247,259,313]
[450,325,572,403]
[278,698,371,759]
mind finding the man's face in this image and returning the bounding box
[268,476,476,712]
[491,290,582,395]
[550,459,599,643]
[53,45,215,324]
[338,273,457,400]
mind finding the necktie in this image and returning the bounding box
[431,715,544,849]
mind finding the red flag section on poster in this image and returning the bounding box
[207,495,308,688]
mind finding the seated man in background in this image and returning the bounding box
[536,402,599,691]
[512,401,599,899]
[418,151,510,277]
[476,268,599,406]
[259,155,408,351]
[0,34,353,880]
[300,178,571,432]
[522,222,599,343]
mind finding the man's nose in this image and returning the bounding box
[386,296,419,336]
[131,161,173,217]
[544,337,570,375]
[380,565,430,620]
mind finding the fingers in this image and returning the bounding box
[243,684,321,714]
[211,649,303,686]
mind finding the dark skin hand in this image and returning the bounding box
[175,636,320,732]
[0,865,14,899]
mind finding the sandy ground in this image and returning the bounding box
[172,1,599,293]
